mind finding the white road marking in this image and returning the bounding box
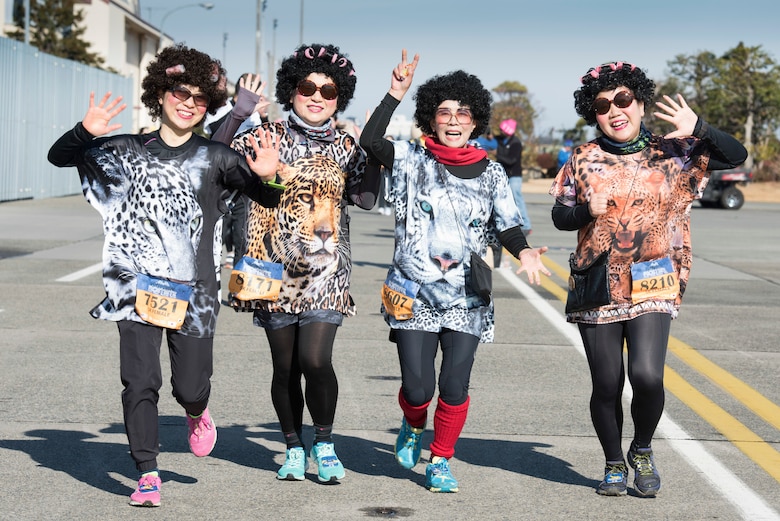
[498,267,780,521]
[56,262,102,282]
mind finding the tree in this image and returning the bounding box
[562,119,588,145]
[713,42,780,170]
[491,80,536,138]
[659,43,780,171]
[6,0,105,69]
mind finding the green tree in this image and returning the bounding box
[490,80,539,173]
[6,0,105,68]
[713,42,780,170]
[659,43,780,171]
[652,51,719,132]
[491,80,536,137]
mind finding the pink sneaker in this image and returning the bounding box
[187,407,217,457]
[129,473,161,507]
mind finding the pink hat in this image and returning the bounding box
[499,119,516,135]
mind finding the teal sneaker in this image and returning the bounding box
[425,457,459,493]
[597,462,628,496]
[627,444,661,497]
[310,442,345,483]
[276,446,306,481]
[395,418,425,469]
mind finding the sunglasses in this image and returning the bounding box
[296,80,339,100]
[592,91,635,115]
[169,86,210,108]
[434,107,473,125]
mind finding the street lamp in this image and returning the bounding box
[158,3,214,50]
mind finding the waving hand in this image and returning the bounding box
[82,92,127,136]
[655,94,698,139]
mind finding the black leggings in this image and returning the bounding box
[394,328,478,407]
[578,312,670,462]
[265,321,339,434]
[118,320,213,472]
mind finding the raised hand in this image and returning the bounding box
[389,49,420,101]
[82,92,126,136]
[239,73,270,118]
[245,128,282,181]
[654,94,698,139]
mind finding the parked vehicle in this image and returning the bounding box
[700,168,753,210]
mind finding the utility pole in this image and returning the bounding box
[24,0,30,45]
[299,0,304,45]
[267,18,278,120]
[255,0,268,75]
[255,0,262,75]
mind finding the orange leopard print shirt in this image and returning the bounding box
[550,136,710,324]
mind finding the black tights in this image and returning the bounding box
[394,328,478,407]
[578,312,670,462]
[265,322,339,442]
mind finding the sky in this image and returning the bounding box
[132,0,780,138]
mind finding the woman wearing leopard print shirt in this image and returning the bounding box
[218,43,380,484]
[550,62,747,497]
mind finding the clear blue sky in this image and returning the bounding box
[84,1,780,138]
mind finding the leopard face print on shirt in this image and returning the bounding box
[556,139,709,310]
[231,154,350,312]
[83,145,210,325]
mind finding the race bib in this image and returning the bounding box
[135,273,192,330]
[381,271,420,321]
[630,256,680,303]
[229,256,283,301]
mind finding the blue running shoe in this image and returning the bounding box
[627,444,661,497]
[310,442,345,483]
[395,418,425,469]
[597,462,628,496]
[425,457,459,493]
[276,446,306,481]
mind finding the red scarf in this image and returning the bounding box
[423,136,487,166]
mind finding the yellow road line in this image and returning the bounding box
[664,367,780,483]
[668,337,780,432]
[508,250,780,483]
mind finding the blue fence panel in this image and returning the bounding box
[0,37,132,202]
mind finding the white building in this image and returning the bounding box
[385,113,413,141]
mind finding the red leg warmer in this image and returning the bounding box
[398,388,429,429]
[429,396,470,459]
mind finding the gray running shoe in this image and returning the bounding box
[627,443,661,497]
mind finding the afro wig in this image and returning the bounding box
[413,70,492,139]
[574,62,656,126]
[141,43,228,122]
[275,43,357,114]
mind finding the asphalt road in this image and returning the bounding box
[0,191,778,521]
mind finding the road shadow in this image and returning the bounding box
[0,420,198,498]
[0,418,595,492]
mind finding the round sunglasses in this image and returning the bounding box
[434,107,473,125]
[169,86,210,108]
[593,91,635,115]
[296,80,339,100]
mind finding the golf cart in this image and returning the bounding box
[700,168,753,210]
